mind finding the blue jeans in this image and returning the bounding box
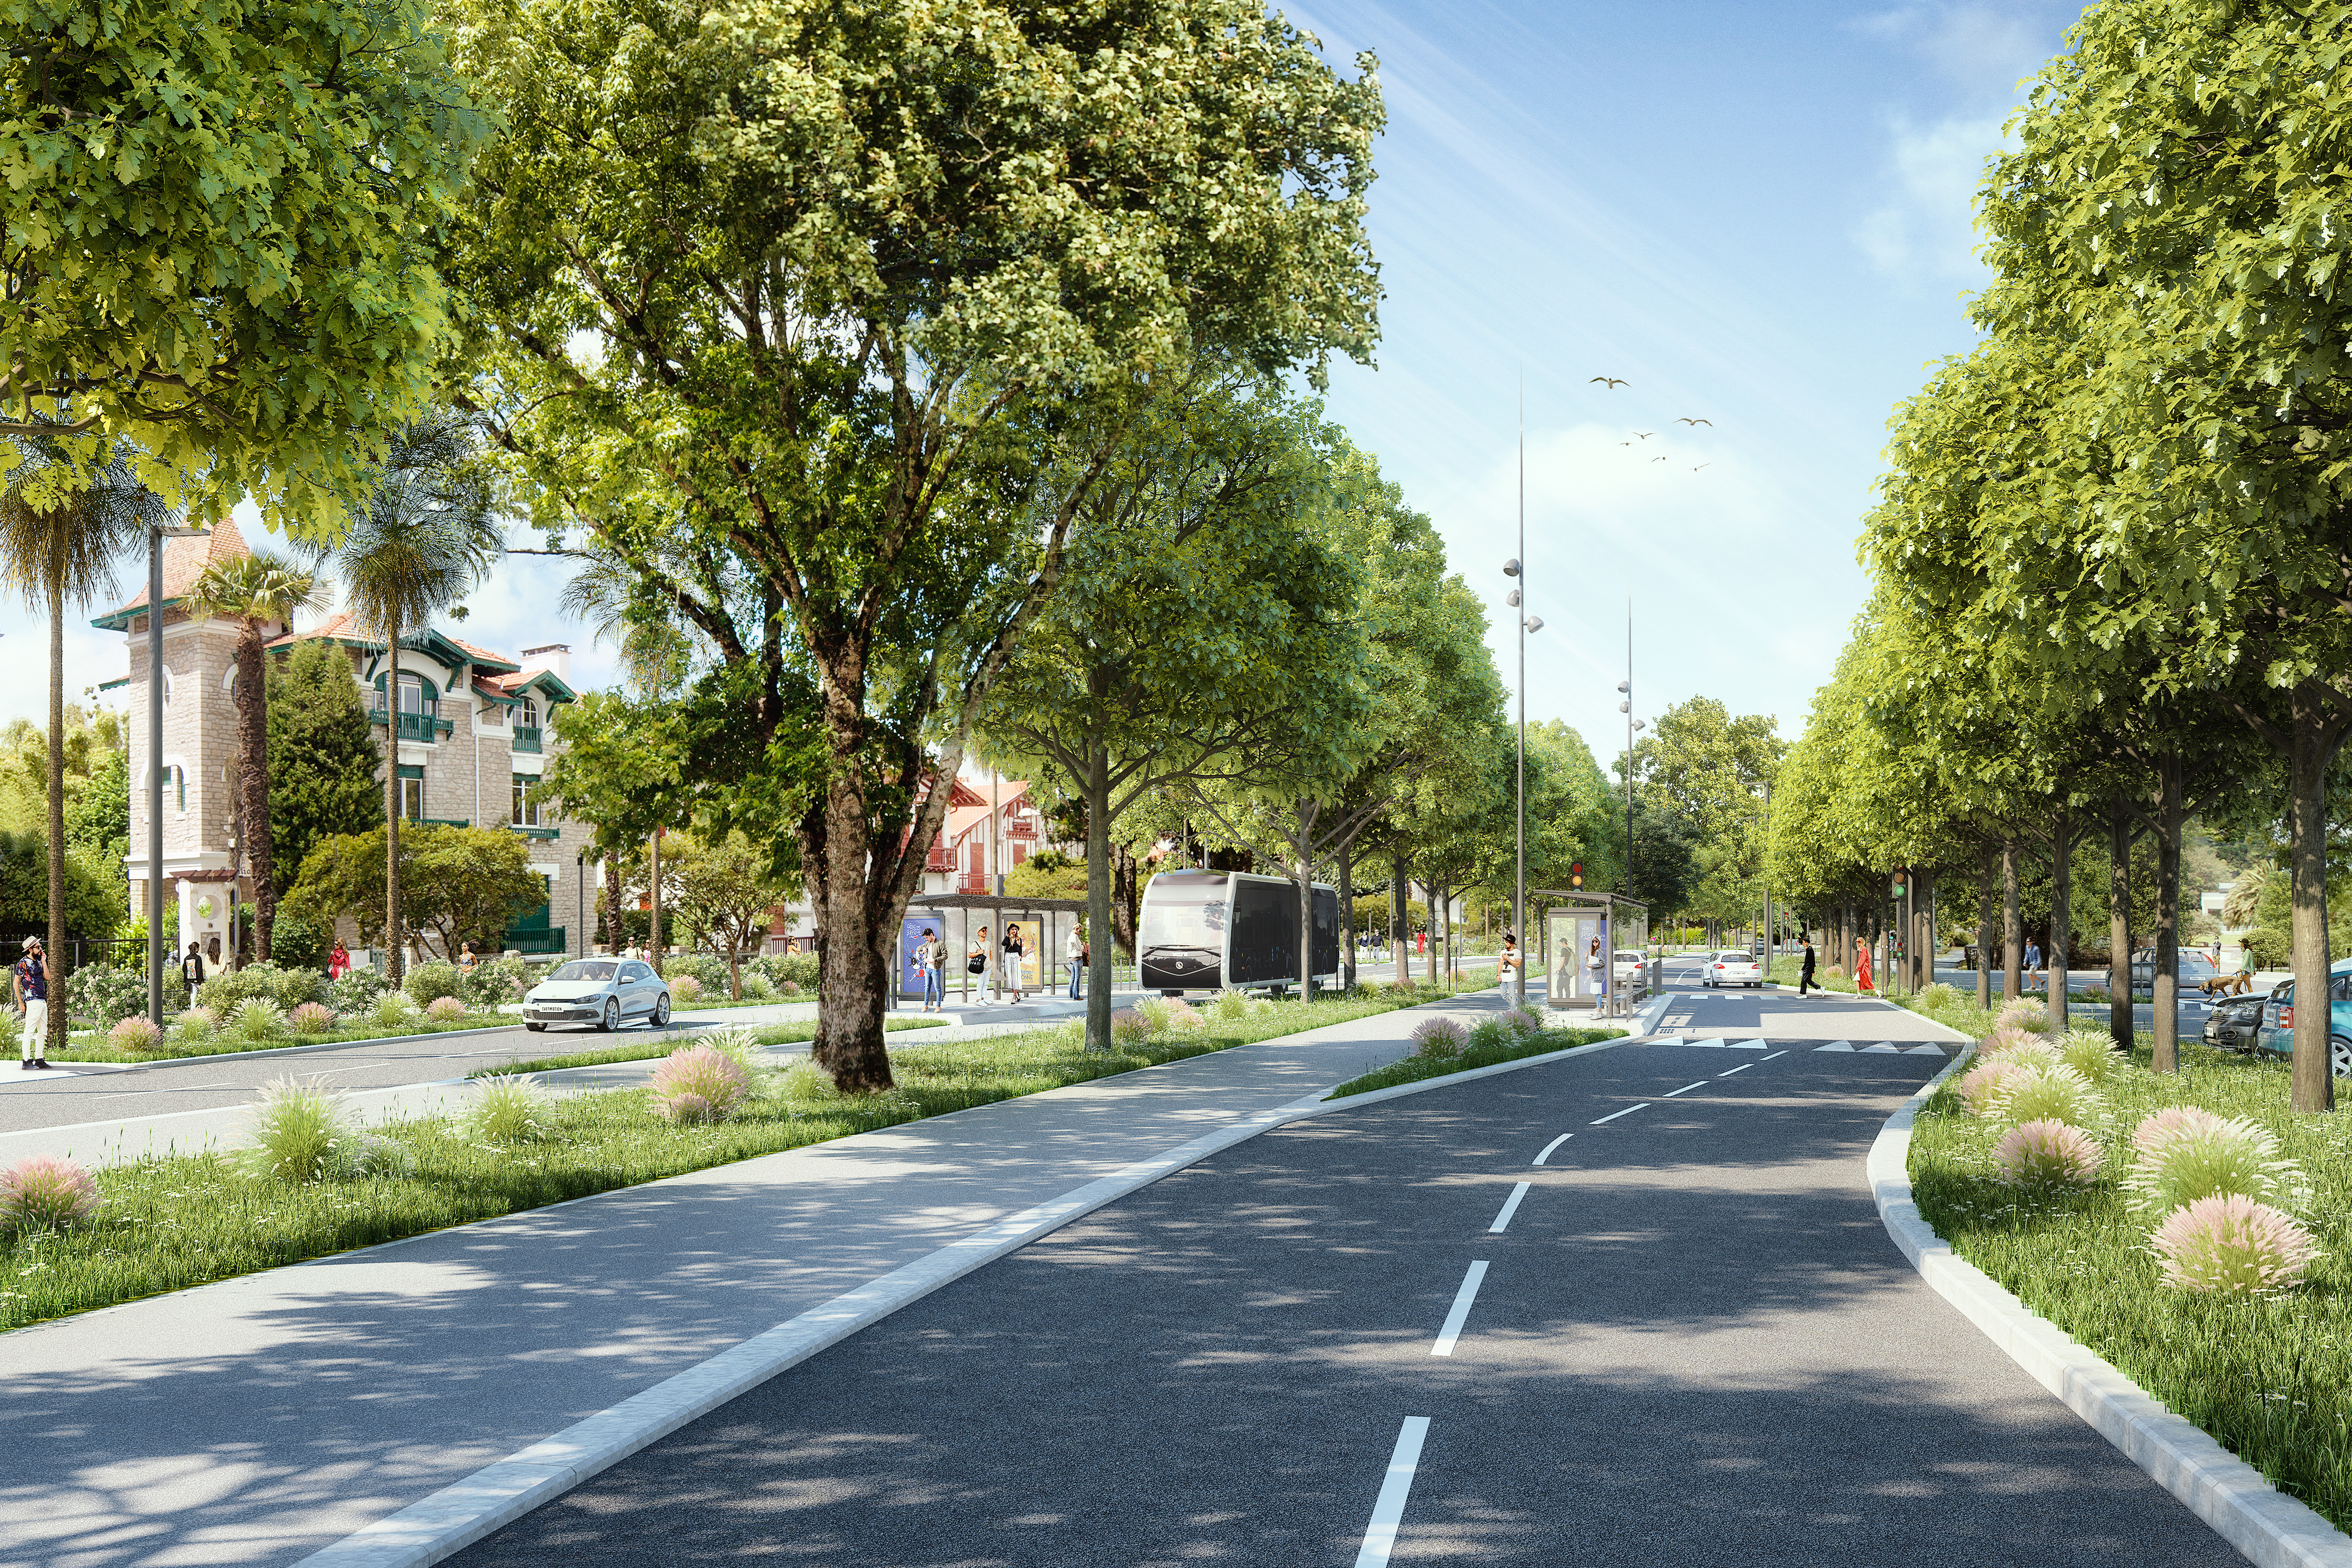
[1067,961,1082,1000]
[922,967,942,1008]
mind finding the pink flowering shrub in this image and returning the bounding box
[1955,1057,2034,1118]
[2124,1112,2306,1217]
[1412,1017,1468,1058]
[1994,998,2047,1032]
[107,1016,164,1054]
[1993,1120,2104,1188]
[1499,1009,1542,1035]
[2131,1106,2230,1163]
[1110,1008,1151,1045]
[0,1154,101,1233]
[2149,1194,2320,1294]
[288,1003,339,1035]
[1979,1025,2042,1058]
[649,1044,751,1124]
[425,995,467,1021]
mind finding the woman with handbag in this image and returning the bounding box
[1002,923,1027,1003]
[968,927,990,1000]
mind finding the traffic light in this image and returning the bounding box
[1570,861,1583,889]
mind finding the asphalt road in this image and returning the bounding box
[448,995,2236,1566]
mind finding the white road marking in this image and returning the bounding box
[1817,1041,1855,1052]
[1590,1103,1649,1125]
[1728,1039,1768,1050]
[1430,1261,1490,1356]
[1661,1081,1706,1098]
[1861,1043,1900,1054]
[1354,1416,1431,1568]
[1762,1051,1788,1060]
[1718,1062,1756,1077]
[1487,1182,1531,1233]
[1531,1134,1571,1165]
[1903,1044,1945,1056]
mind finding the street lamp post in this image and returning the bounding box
[145,520,206,1028]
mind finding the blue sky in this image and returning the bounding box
[36,0,2084,766]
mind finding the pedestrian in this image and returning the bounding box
[1065,922,1085,1001]
[1854,941,1875,995]
[1798,933,1820,996]
[1002,922,1027,1003]
[182,940,208,1008]
[970,926,991,997]
[458,939,481,971]
[2024,935,2043,993]
[14,937,48,1070]
[1498,929,1519,984]
[1416,928,1426,958]
[916,927,943,1011]
[327,939,350,981]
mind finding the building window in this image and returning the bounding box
[517,696,539,729]
[174,765,186,814]
[373,671,440,742]
[397,764,424,820]
[511,774,541,828]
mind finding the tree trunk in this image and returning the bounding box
[604,852,623,956]
[1339,837,1355,993]
[2285,693,2340,1112]
[649,827,664,975]
[2108,804,2131,1051]
[45,559,66,1057]
[2153,753,2183,1075]
[806,655,894,1092]
[1296,799,1313,999]
[1086,738,1114,1052]
[2047,807,2070,1034]
[1112,839,1139,959]
[1394,849,1410,987]
[2001,838,2020,1003]
[236,624,275,962]
[385,619,405,983]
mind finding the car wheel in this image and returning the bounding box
[601,997,620,1033]
[2335,1036,2352,1080]
[525,1022,545,1033]
[654,993,672,1027]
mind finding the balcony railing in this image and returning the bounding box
[510,724,542,754]
[367,699,453,741]
[509,823,559,840]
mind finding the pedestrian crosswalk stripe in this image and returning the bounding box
[1817,1041,1855,1052]
[1861,1043,1900,1054]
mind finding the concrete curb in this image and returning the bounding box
[296,1008,1620,1568]
[1870,1049,2352,1568]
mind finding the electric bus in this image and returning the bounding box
[1137,868,1342,994]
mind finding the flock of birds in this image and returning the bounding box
[1591,376,1709,471]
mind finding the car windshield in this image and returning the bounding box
[546,961,617,983]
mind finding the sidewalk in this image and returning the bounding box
[0,987,1518,1568]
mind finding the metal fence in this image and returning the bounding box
[0,934,147,974]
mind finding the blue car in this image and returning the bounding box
[2253,960,2352,1078]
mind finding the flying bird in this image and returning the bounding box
[1653,456,1667,462]
[1634,431,1655,439]
[1692,463,1710,471]
[1676,417,1712,427]
[1618,441,1632,446]
[1590,376,1629,389]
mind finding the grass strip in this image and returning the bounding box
[476,1017,948,1078]
[1909,1034,2352,1533]
[1323,1024,1623,1098]
[0,987,1456,1333]
[52,1012,517,1065]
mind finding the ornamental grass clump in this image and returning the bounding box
[0,1154,99,1234]
[232,999,286,1043]
[1956,1056,2036,1118]
[175,1008,217,1045]
[669,974,703,1006]
[374,991,418,1029]
[1918,981,1961,1010]
[1994,998,2048,1033]
[1993,1119,2105,1189]
[1499,1008,1542,1035]
[288,1002,338,1035]
[2124,1113,2308,1217]
[240,1078,354,1183]
[1412,1017,1468,1058]
[2060,1029,2122,1082]
[1210,989,1250,1023]
[648,1045,751,1125]
[2149,1194,2320,1295]
[106,1016,164,1055]
[425,995,467,1021]
[470,1075,556,1145]
[1998,1064,2105,1130]
[1979,1025,2043,1059]
[1109,1008,1151,1046]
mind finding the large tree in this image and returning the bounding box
[267,639,385,900]
[184,552,327,962]
[451,0,1382,1091]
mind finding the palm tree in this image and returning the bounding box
[333,413,503,981]
[0,428,167,1054]
[183,551,329,963]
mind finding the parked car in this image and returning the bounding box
[1703,949,1762,988]
[2128,947,2222,990]
[2202,990,2272,1054]
[2255,963,2352,1077]
[522,957,674,1032]
[1612,950,1649,989]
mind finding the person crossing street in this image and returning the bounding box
[1798,933,1820,995]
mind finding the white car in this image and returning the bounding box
[1612,950,1649,987]
[1703,949,1762,988]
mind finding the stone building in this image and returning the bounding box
[95,518,597,965]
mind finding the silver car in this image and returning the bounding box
[522,958,673,1032]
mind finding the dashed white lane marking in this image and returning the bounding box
[1761,1051,1788,1061]
[1590,1104,1649,1125]
[1487,1182,1531,1233]
[1661,1081,1707,1098]
[1430,1261,1490,1356]
[1718,1062,1756,1077]
[1354,1416,1431,1568]
[1531,1134,1571,1165]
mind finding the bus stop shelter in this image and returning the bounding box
[894,892,1093,1005]
[1534,890,1650,1018]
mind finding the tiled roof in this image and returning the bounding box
[93,515,253,626]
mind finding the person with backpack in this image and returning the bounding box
[916,927,944,1012]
